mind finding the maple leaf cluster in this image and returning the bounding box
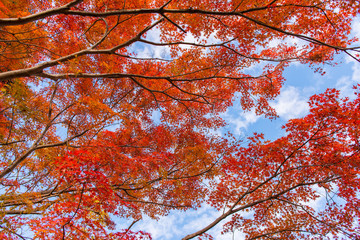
[0,0,359,239]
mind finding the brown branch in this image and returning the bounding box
[0,18,164,82]
[0,0,83,26]
[181,177,339,240]
[0,129,89,179]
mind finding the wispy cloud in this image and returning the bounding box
[270,86,309,120]
[132,203,247,240]
[221,108,260,136]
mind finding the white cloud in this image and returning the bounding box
[339,53,360,99]
[131,203,247,240]
[135,44,170,59]
[351,17,360,39]
[351,60,360,82]
[336,75,358,99]
[136,214,182,239]
[221,109,260,136]
[133,27,171,59]
[220,86,310,135]
[270,86,309,120]
[337,17,360,98]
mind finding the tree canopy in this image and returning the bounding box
[0,0,360,239]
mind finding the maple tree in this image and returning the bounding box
[0,0,360,239]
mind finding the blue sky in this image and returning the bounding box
[124,61,359,240]
[222,54,359,141]
[115,19,360,240]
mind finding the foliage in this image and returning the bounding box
[0,0,359,239]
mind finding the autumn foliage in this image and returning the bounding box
[0,0,360,239]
